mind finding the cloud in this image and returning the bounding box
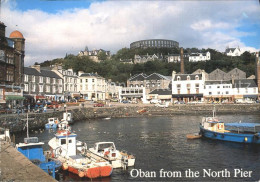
[2,0,260,66]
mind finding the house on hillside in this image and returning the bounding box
[78,47,110,62]
[225,47,243,57]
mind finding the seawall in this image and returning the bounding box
[0,104,260,133]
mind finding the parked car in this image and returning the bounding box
[150,99,161,104]
[121,100,130,104]
[78,98,86,102]
[155,102,169,108]
[110,98,118,102]
[94,103,105,107]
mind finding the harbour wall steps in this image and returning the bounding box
[0,104,259,133]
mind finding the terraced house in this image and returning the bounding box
[23,65,63,104]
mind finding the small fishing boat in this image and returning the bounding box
[88,142,135,169]
[48,129,113,178]
[200,107,260,144]
[17,114,61,179]
[45,118,59,129]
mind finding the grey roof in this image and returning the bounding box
[233,79,257,88]
[174,74,202,81]
[129,73,170,81]
[129,73,147,81]
[149,89,172,95]
[79,73,102,78]
[205,80,231,85]
[24,67,62,79]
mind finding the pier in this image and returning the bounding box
[0,141,56,181]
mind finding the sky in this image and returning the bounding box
[1,0,260,66]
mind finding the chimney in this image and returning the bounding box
[78,71,84,76]
[180,47,184,74]
[231,75,235,85]
[31,64,41,72]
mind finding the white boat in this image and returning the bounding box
[63,112,73,124]
[57,119,68,129]
[48,129,113,178]
[45,118,59,129]
[89,142,135,169]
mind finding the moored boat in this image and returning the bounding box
[88,142,135,169]
[48,129,113,178]
[45,117,59,129]
[200,109,260,144]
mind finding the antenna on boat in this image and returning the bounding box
[213,105,216,118]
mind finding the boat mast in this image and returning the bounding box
[27,113,29,138]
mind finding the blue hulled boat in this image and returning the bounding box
[16,137,61,178]
[45,118,59,129]
[200,114,260,144]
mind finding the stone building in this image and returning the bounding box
[23,65,63,104]
[0,22,25,108]
[78,47,110,63]
[130,39,179,49]
[127,73,171,92]
[208,68,246,81]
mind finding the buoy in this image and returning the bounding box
[62,163,68,170]
[78,170,85,178]
[245,137,248,142]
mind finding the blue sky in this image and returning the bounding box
[2,0,260,65]
[14,0,92,13]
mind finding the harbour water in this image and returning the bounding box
[15,114,260,181]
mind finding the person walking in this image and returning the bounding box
[53,104,56,112]
[44,104,47,113]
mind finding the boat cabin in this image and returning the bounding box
[48,118,59,125]
[93,142,116,153]
[63,112,73,123]
[54,131,77,156]
[202,117,225,132]
[16,137,46,162]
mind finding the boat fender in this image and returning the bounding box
[78,170,85,178]
[213,133,217,137]
[62,163,68,170]
[244,137,248,142]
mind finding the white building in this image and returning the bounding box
[172,70,207,102]
[233,79,258,101]
[225,47,243,57]
[189,51,210,62]
[118,87,147,102]
[204,80,233,102]
[51,65,78,101]
[78,72,106,101]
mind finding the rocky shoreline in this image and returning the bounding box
[0,104,259,133]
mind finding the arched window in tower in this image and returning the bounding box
[177,76,181,81]
[195,75,199,80]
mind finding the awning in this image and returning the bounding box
[243,95,258,99]
[225,123,260,128]
[6,95,25,100]
[172,94,203,98]
[36,96,45,99]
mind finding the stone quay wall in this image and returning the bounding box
[0,104,260,133]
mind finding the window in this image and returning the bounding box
[61,139,66,145]
[177,76,181,81]
[217,91,220,94]
[86,79,88,83]
[24,84,28,92]
[177,84,181,88]
[177,89,180,94]
[186,84,191,88]
[209,92,212,95]
[24,75,28,82]
[195,84,199,88]
[46,77,50,83]
[59,79,62,85]
[32,84,35,92]
[195,75,199,80]
[32,76,35,82]
[39,85,43,92]
[0,89,3,100]
[245,88,248,93]
[59,86,62,93]
[226,91,229,94]
[187,89,190,94]
[53,78,56,84]
[80,79,82,83]
[46,85,50,92]
[52,86,56,93]
[92,79,95,83]
[187,76,190,81]
[6,69,14,82]
[217,86,220,88]
[39,76,43,83]
[69,139,72,143]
